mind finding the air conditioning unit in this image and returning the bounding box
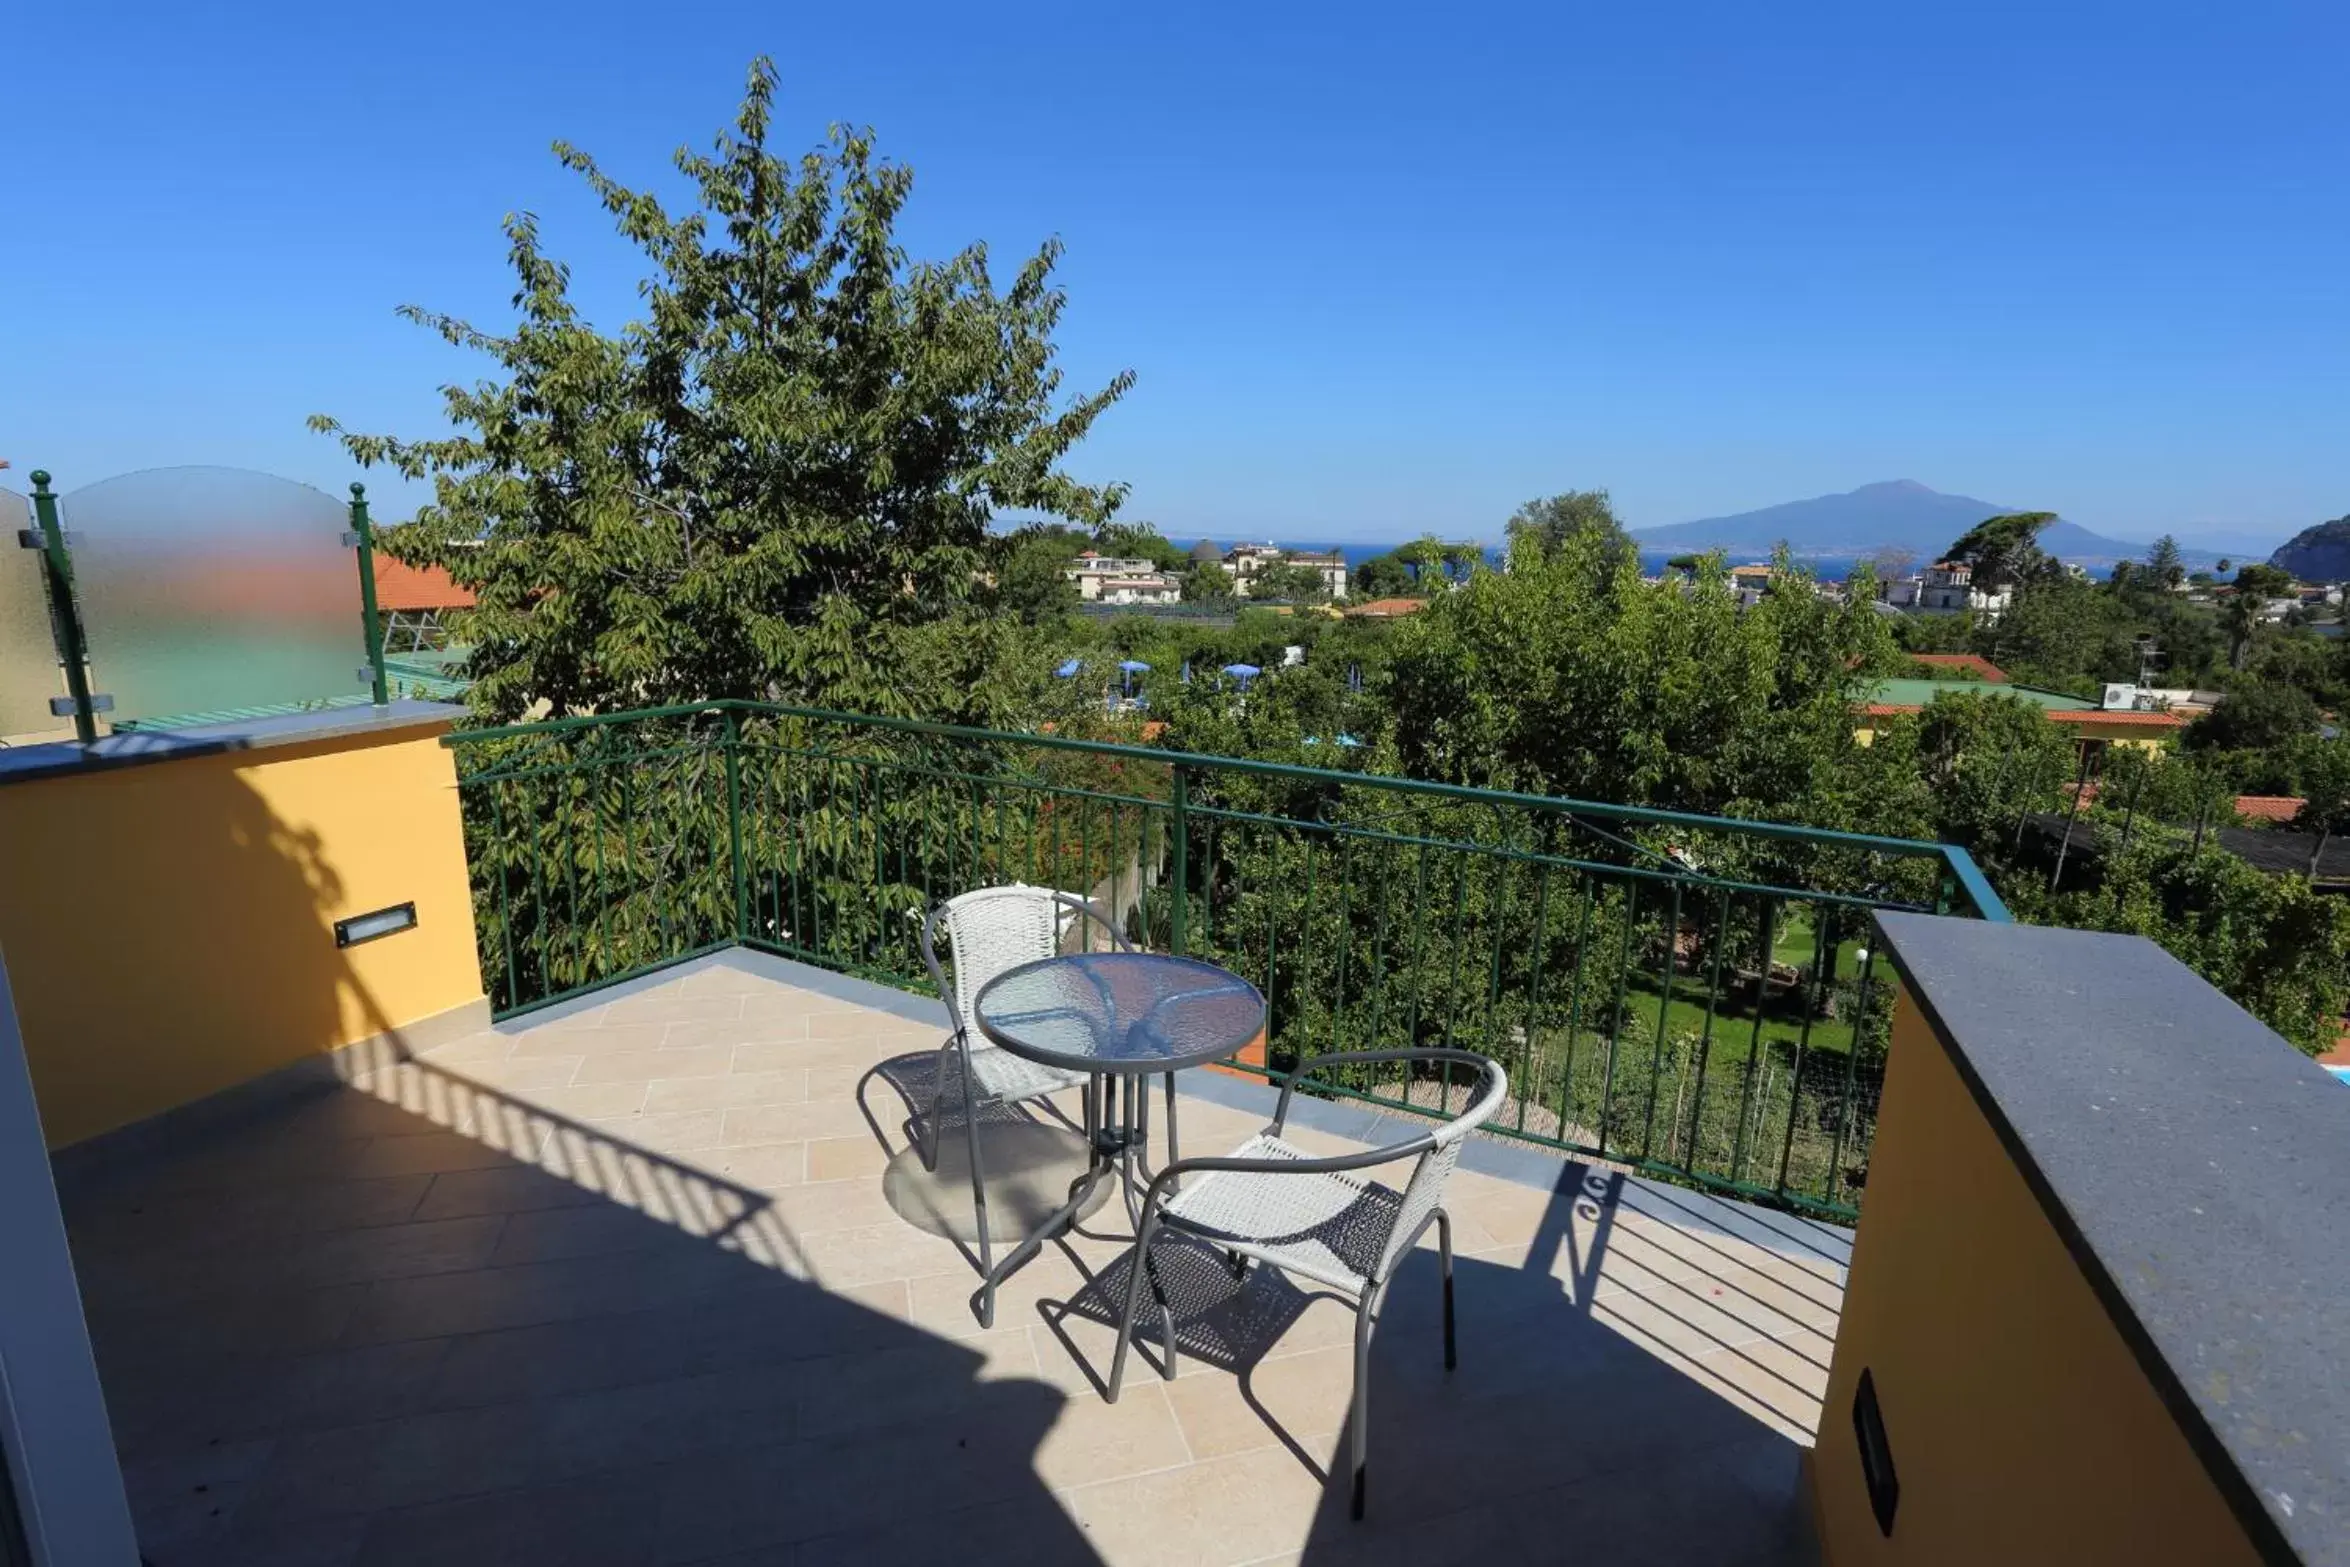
[2101,683,2139,712]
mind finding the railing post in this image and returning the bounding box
[347,482,390,705]
[28,471,99,744]
[723,709,750,941]
[1169,763,1191,956]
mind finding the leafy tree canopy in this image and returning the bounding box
[314,58,1132,723]
[1942,511,2058,593]
[1247,559,1333,603]
[1504,490,1634,575]
[2185,676,2321,753]
[1350,551,1417,599]
[2144,534,2186,589]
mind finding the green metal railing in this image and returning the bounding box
[445,701,2009,1219]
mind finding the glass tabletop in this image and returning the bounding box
[972,953,1267,1075]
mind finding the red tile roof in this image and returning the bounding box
[370,559,475,612]
[2044,709,2185,729]
[2234,795,2307,823]
[1908,653,2010,682]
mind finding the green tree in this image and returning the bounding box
[1183,561,1237,606]
[1350,551,1416,599]
[2185,676,2320,753]
[313,59,1132,723]
[1505,491,1634,578]
[2289,735,2350,882]
[2223,563,2295,669]
[2144,534,2186,589]
[998,526,1085,623]
[1942,511,2058,593]
[2217,558,2233,574]
[1247,560,1332,603]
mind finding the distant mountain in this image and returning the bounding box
[1633,480,2225,568]
[2269,516,2350,582]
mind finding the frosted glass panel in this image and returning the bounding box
[59,467,367,726]
[0,488,70,741]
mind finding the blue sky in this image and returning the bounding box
[4,1,2343,548]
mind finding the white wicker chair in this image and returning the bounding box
[919,885,1180,1325]
[1105,1048,1507,1520]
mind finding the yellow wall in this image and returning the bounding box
[1809,993,2262,1567]
[0,720,485,1148]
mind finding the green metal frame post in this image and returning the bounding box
[348,483,391,705]
[1169,763,1191,956]
[723,710,750,940]
[28,471,99,744]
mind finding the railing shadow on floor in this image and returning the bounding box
[1020,1150,1839,1565]
[56,1033,1118,1567]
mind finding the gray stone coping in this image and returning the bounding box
[0,700,465,786]
[1874,911,2348,1567]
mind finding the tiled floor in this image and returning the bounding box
[59,952,1845,1566]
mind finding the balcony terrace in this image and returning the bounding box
[62,951,1843,1567]
[5,701,2337,1567]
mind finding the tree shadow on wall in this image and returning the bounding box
[46,763,1110,1567]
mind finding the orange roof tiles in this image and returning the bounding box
[1908,653,2010,682]
[2044,710,2185,729]
[370,559,475,612]
[2234,795,2307,823]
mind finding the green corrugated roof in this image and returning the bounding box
[1861,678,2094,711]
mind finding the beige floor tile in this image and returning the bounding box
[734,1036,905,1074]
[507,1020,670,1058]
[568,1043,738,1085]
[805,1135,892,1182]
[1162,1344,1355,1461]
[513,1080,652,1122]
[601,992,744,1025]
[1032,1379,1197,1490]
[441,1053,589,1093]
[1685,1332,1832,1442]
[664,1013,809,1050]
[694,1140,809,1190]
[570,1108,731,1157]
[642,1069,809,1114]
[417,1031,518,1066]
[1057,1447,1329,1567]
[719,1097,884,1147]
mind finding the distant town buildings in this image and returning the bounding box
[1185,541,1351,600]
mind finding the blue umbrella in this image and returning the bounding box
[1055,658,1082,678]
[1180,661,1192,684]
[1117,660,1152,673]
[1222,663,1261,678]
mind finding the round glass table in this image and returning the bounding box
[967,952,1266,1322]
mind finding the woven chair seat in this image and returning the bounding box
[1159,1133,1404,1295]
[962,1040,1090,1104]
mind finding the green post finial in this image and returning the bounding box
[29,470,52,491]
[350,481,366,500]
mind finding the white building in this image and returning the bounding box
[1064,551,1159,601]
[1095,573,1182,607]
[1222,542,1349,599]
[1916,561,2012,618]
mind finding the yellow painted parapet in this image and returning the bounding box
[0,714,485,1148]
[1807,990,2263,1567]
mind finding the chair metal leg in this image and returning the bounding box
[1437,1208,1457,1371]
[1163,1072,1181,1191]
[963,1058,997,1327]
[1350,1287,1378,1521]
[1106,1216,1159,1403]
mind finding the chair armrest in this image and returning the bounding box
[1051,890,1134,953]
[1136,1133,1437,1220]
[1271,1048,1496,1133]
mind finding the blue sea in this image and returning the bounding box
[1270,540,1869,580]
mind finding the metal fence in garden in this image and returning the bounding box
[445,701,2008,1220]
[0,466,395,743]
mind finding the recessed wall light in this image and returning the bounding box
[335,903,417,948]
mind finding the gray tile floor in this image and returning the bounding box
[59,952,1842,1566]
